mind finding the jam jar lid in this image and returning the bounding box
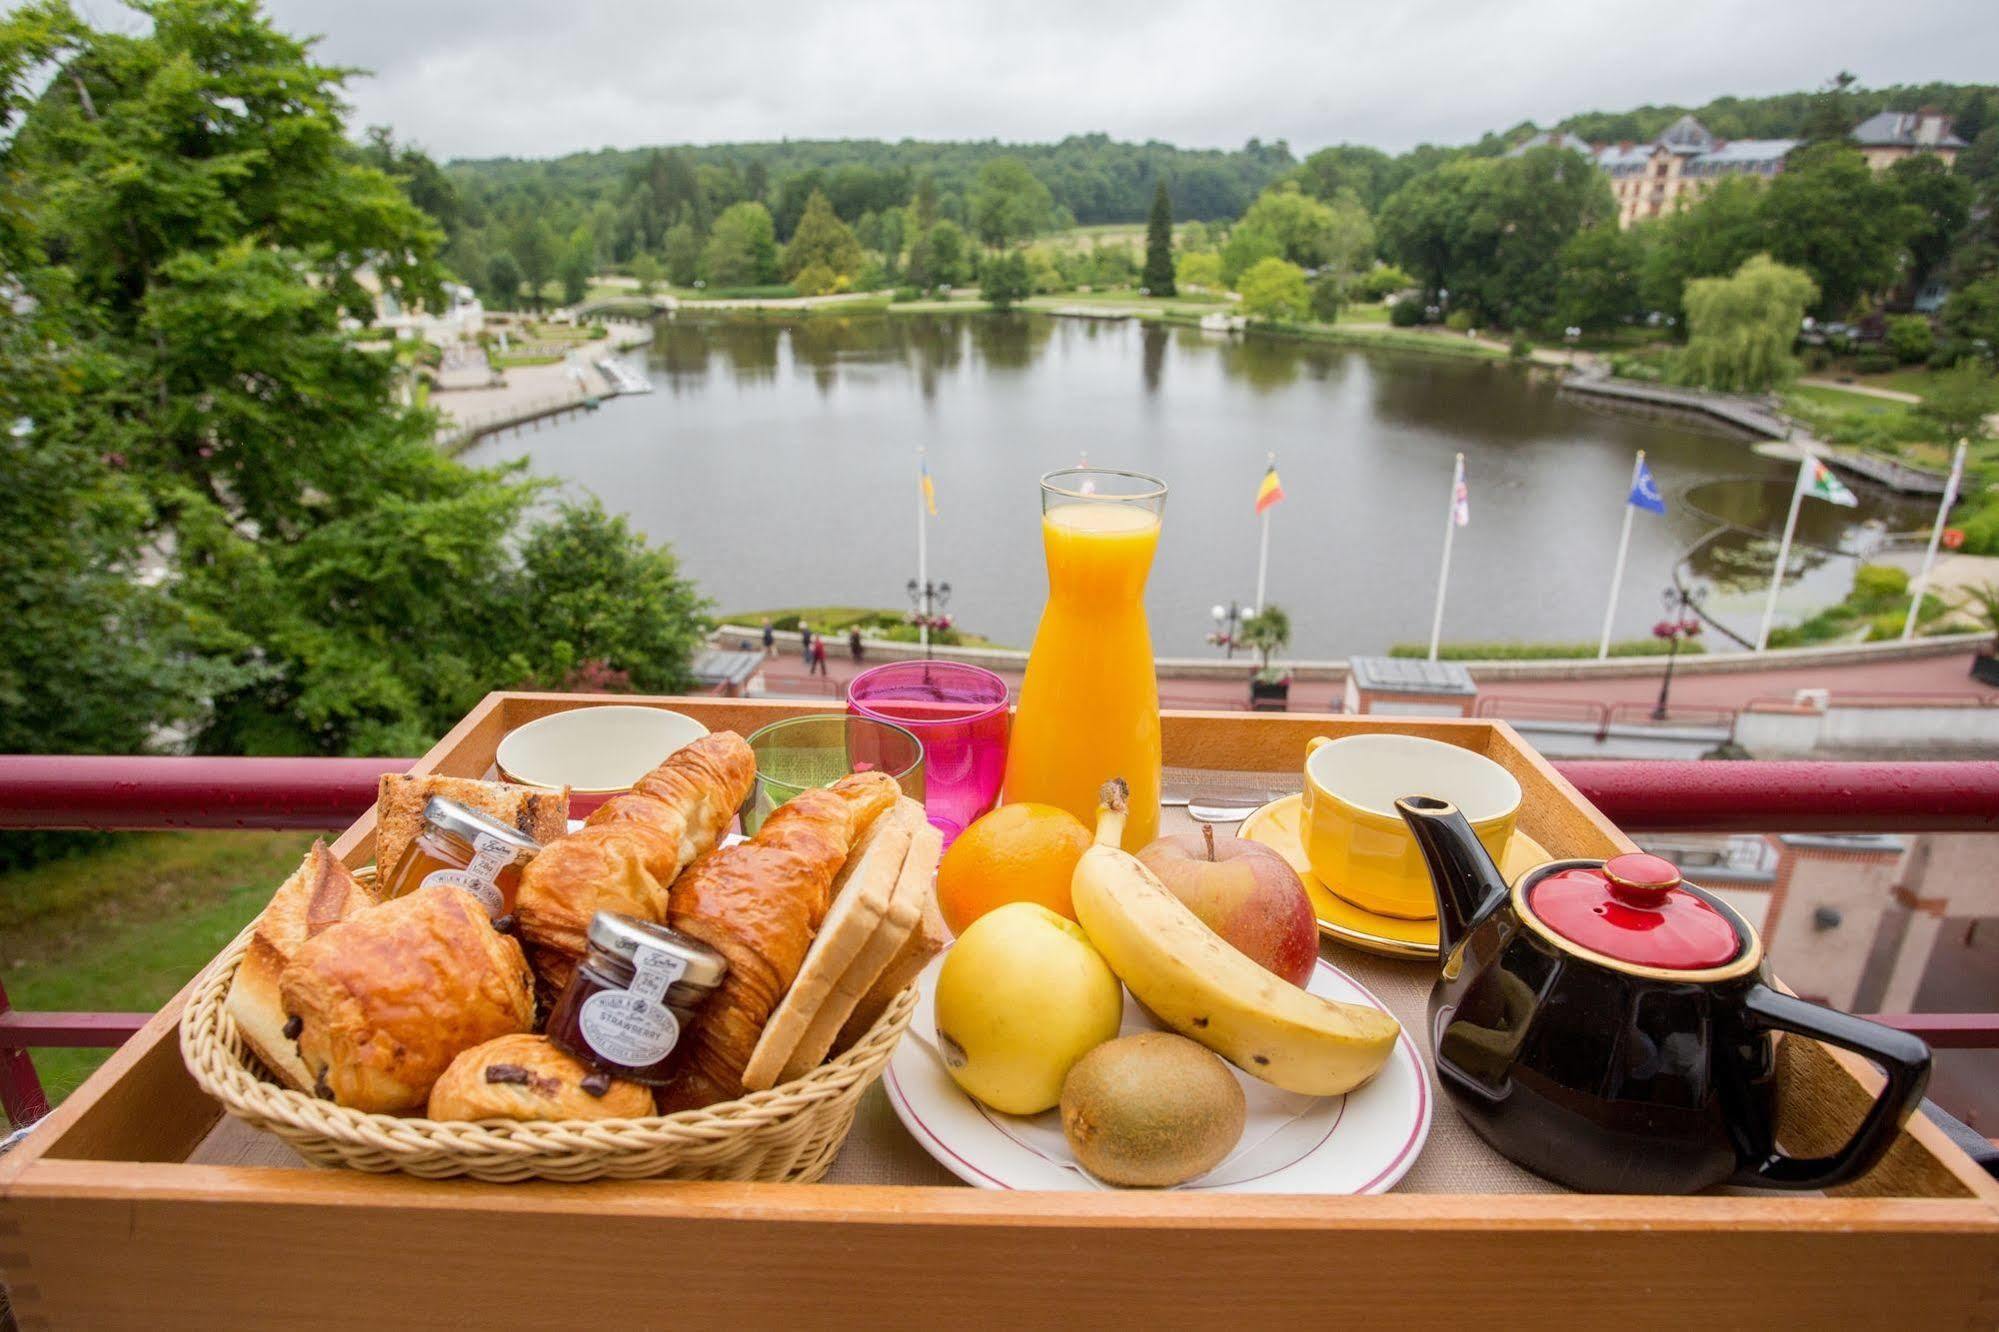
[422,797,542,855]
[586,911,728,991]
[1525,853,1743,972]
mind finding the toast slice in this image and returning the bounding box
[225,841,380,1089]
[740,799,920,1091]
[779,817,941,1081]
[373,773,569,878]
[837,828,949,1051]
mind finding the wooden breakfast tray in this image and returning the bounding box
[3,694,1995,1326]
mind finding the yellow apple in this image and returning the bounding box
[933,901,1123,1115]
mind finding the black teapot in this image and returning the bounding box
[1397,796,1930,1194]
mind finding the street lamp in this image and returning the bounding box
[1208,601,1244,658]
[1652,583,1707,721]
[906,577,953,660]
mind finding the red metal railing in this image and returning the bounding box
[3,754,1997,1127]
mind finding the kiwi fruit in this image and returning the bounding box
[1059,1031,1246,1187]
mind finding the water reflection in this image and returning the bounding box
[500,312,1928,655]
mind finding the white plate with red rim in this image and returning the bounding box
[884,951,1431,1193]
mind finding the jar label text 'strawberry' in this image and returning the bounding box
[577,943,690,1067]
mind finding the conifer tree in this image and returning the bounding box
[1143,179,1176,296]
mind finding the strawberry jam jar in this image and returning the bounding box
[545,912,728,1085]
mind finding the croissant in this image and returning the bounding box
[516,731,755,995]
[656,770,900,1111]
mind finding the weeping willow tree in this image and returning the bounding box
[1671,254,1819,393]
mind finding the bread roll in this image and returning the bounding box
[226,841,380,1090]
[427,1034,652,1122]
[279,885,535,1113]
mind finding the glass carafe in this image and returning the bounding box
[1003,468,1166,850]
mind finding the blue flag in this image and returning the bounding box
[1628,458,1666,515]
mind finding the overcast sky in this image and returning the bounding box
[238,0,1997,162]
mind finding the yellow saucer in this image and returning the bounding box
[1238,793,1551,960]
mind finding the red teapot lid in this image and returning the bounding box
[1526,853,1741,971]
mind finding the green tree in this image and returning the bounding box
[1802,70,1860,144]
[780,189,866,282]
[1238,257,1311,321]
[557,229,595,305]
[1887,155,1973,285]
[630,252,662,296]
[1671,255,1818,392]
[1942,275,1999,358]
[506,501,707,694]
[928,219,969,286]
[980,250,1032,311]
[1760,143,1918,317]
[486,251,524,308]
[701,200,779,286]
[1222,182,1372,284]
[970,157,1054,249]
[1638,177,1769,324]
[0,0,706,756]
[1557,225,1647,331]
[1914,364,1999,444]
[1309,272,1344,323]
[1175,250,1223,290]
[662,221,702,286]
[1239,604,1292,677]
[1289,144,1400,210]
[514,219,560,308]
[1377,147,1609,327]
[1143,180,1176,295]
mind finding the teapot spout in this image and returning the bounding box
[1396,796,1509,960]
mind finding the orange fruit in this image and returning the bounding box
[936,802,1094,936]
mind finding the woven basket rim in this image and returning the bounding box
[179,870,917,1165]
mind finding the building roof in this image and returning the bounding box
[1851,110,1967,149]
[1659,114,1717,155]
[1507,131,1595,157]
[1696,138,1799,165]
[1595,143,1653,171]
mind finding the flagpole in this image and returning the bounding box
[1428,453,1462,663]
[1903,438,1967,642]
[916,448,930,657]
[1254,452,1274,613]
[1598,450,1645,660]
[1755,455,1810,652]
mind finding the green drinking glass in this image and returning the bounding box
[741,715,925,835]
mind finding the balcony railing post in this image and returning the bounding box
[0,976,51,1127]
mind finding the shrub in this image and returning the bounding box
[1175,250,1224,291]
[792,262,839,297]
[1509,336,1533,360]
[1885,315,1935,365]
[1444,310,1476,333]
[1237,258,1311,321]
[1853,352,1896,374]
[1351,264,1416,302]
[1387,639,1701,661]
[1850,563,1910,609]
[1929,345,1967,371]
[1802,346,1832,371]
[1389,297,1426,327]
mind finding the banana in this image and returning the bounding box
[1071,781,1400,1096]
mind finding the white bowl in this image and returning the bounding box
[496,706,709,795]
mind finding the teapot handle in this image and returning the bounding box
[1732,984,1931,1191]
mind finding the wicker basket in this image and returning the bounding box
[179,880,918,1184]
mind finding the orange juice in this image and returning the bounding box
[1004,495,1163,850]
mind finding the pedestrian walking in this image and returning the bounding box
[848,626,864,663]
[800,623,813,662]
[761,617,775,659]
[810,634,829,676]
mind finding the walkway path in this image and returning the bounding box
[745,640,1998,713]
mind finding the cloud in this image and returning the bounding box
[259,0,1998,161]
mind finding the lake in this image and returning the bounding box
[462,313,1924,657]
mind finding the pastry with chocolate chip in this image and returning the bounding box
[427,1034,652,1122]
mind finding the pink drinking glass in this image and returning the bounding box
[847,661,1009,845]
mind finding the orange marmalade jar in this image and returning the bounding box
[383,796,541,921]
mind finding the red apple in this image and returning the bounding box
[1137,826,1318,986]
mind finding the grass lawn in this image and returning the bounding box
[1787,383,1915,414]
[1336,304,1392,325]
[1839,366,1948,399]
[2,830,319,1112]
[1024,289,1231,314]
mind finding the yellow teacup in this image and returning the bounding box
[1301,734,1521,919]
